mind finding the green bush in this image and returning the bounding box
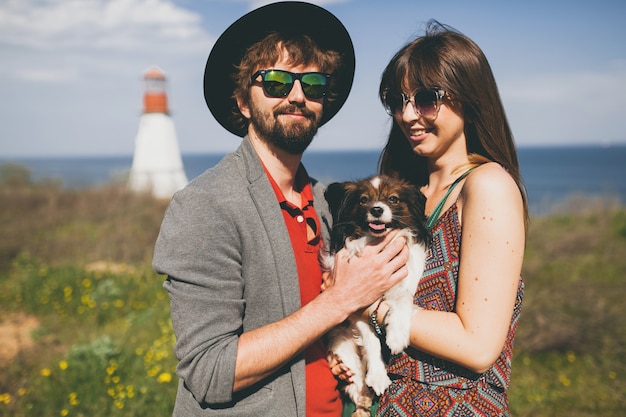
[0,257,176,417]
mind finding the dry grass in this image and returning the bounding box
[518,204,626,355]
[0,167,169,272]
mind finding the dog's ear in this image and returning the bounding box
[324,182,345,220]
[325,181,357,221]
[325,181,359,253]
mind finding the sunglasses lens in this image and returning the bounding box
[384,89,441,117]
[383,93,403,115]
[300,73,328,99]
[414,90,438,117]
[261,70,294,97]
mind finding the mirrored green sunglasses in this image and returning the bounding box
[251,69,330,99]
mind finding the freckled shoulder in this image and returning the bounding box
[462,162,518,198]
[458,162,523,224]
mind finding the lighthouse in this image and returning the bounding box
[128,66,188,199]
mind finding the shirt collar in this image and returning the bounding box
[263,163,314,209]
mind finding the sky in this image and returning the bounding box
[1,0,625,158]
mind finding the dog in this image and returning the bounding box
[321,175,429,416]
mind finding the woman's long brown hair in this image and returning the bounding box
[378,20,528,224]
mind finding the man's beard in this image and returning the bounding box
[249,104,319,155]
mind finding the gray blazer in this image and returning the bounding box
[153,137,332,416]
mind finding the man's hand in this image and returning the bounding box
[326,231,409,317]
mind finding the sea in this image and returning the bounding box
[2,145,625,216]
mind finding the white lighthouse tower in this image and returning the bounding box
[128,66,188,199]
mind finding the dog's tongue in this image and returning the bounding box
[369,222,386,232]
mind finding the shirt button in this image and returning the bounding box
[296,215,304,223]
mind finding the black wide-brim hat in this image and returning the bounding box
[204,1,355,137]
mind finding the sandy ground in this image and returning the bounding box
[0,313,39,367]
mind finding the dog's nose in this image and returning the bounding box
[370,206,384,218]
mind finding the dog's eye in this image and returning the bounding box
[388,196,399,205]
[359,196,370,205]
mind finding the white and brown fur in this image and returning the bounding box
[321,175,429,416]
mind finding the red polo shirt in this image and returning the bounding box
[265,165,341,417]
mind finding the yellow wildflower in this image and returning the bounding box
[157,372,173,383]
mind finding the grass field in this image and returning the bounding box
[0,163,624,416]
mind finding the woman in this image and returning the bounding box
[335,21,527,416]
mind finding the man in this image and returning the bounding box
[153,2,408,416]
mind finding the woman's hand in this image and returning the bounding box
[328,351,354,383]
[321,271,333,291]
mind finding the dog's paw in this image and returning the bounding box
[365,366,391,396]
[367,373,391,396]
[353,408,372,417]
[385,328,410,355]
[343,381,363,406]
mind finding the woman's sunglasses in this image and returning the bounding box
[251,69,330,100]
[383,88,446,119]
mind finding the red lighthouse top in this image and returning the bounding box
[143,66,168,114]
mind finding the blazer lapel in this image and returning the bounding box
[240,138,302,316]
[239,137,324,417]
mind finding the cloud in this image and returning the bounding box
[17,68,79,82]
[503,59,626,102]
[501,60,626,144]
[0,0,204,48]
[0,0,212,84]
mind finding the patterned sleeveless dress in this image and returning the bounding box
[376,199,524,417]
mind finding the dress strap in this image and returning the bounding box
[425,167,476,229]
